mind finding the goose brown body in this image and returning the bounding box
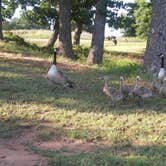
[151,73,160,93]
[100,76,123,103]
[133,76,152,106]
[133,76,152,98]
[159,78,166,96]
[119,76,133,98]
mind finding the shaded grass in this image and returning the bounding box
[0,41,51,58]
[27,143,166,166]
[36,130,55,142]
[0,118,19,138]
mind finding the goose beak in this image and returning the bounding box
[97,76,104,80]
[97,75,112,80]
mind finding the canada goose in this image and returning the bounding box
[157,53,165,81]
[133,76,152,106]
[119,76,133,99]
[151,73,160,93]
[47,48,75,88]
[159,78,166,96]
[99,76,123,105]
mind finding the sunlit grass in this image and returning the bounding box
[7,30,146,56]
[10,29,52,39]
[0,30,165,166]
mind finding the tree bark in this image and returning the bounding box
[58,0,74,58]
[46,21,59,49]
[73,22,82,45]
[0,0,3,40]
[144,0,166,71]
[87,0,107,65]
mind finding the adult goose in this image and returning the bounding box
[47,48,75,88]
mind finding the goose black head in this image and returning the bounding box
[120,76,126,81]
[157,53,165,68]
[136,75,141,81]
[54,47,60,55]
[97,75,111,81]
[157,53,165,58]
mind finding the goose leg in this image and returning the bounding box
[138,97,144,107]
[111,101,116,107]
[122,96,127,103]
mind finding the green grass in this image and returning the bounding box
[36,130,55,142]
[5,30,146,56]
[0,31,165,165]
[27,143,166,166]
[10,29,52,39]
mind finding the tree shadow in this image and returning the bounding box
[0,54,165,114]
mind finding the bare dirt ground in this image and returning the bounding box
[0,128,48,166]
[0,127,97,166]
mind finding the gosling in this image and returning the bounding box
[133,76,152,106]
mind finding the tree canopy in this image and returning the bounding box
[134,0,152,38]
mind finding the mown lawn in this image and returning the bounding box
[0,31,165,166]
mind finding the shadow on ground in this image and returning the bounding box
[0,54,165,114]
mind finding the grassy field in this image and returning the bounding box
[0,30,165,166]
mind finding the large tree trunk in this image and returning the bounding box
[73,22,82,45]
[87,0,107,65]
[58,0,74,58]
[144,0,166,72]
[46,20,59,49]
[0,0,3,40]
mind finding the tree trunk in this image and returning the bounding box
[58,0,74,58]
[87,0,107,65]
[46,20,59,49]
[0,0,3,40]
[144,0,166,72]
[73,22,82,45]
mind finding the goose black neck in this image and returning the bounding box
[53,51,57,65]
[161,56,164,68]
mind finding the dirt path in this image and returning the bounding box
[0,129,48,166]
[0,127,98,166]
